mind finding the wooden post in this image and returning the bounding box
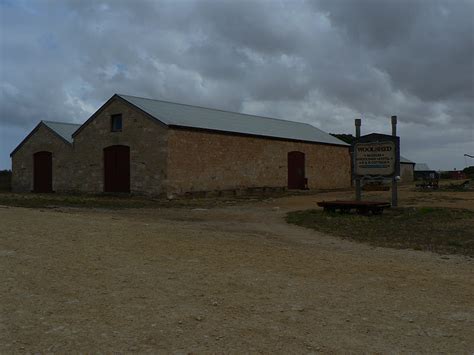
[391,115,398,207]
[355,119,361,201]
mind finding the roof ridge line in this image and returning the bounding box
[117,93,317,127]
[42,120,81,125]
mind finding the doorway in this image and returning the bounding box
[104,145,130,193]
[288,151,305,189]
[33,151,53,192]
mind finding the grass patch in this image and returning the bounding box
[415,179,473,193]
[286,207,474,256]
[0,192,233,209]
[439,180,472,192]
[0,191,278,210]
[0,193,168,209]
[0,187,332,210]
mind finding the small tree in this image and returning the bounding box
[463,166,474,179]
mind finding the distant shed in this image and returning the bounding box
[400,156,415,183]
[414,163,439,180]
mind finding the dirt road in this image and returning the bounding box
[1,189,473,352]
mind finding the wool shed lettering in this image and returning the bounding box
[354,141,395,176]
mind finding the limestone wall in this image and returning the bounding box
[167,128,351,194]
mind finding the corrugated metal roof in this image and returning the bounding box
[415,163,431,171]
[118,94,348,146]
[10,120,81,156]
[42,120,81,143]
[400,155,415,164]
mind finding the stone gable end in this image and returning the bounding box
[72,97,169,194]
[11,124,73,192]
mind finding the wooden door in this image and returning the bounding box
[104,145,130,193]
[288,151,305,189]
[33,151,53,192]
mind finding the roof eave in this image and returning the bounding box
[168,125,350,147]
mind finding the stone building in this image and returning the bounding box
[400,156,415,183]
[11,94,351,196]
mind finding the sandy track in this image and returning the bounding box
[0,191,473,352]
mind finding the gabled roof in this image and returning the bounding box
[42,121,81,143]
[415,163,431,171]
[400,155,415,164]
[10,120,80,156]
[116,94,348,146]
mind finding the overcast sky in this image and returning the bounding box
[1,0,473,170]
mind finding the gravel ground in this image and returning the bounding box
[0,187,473,353]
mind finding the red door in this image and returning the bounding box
[33,151,53,192]
[288,151,305,189]
[104,145,130,193]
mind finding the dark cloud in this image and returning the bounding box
[0,0,472,170]
[316,0,423,48]
[318,0,474,103]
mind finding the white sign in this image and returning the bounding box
[354,141,396,176]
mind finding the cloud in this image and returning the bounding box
[318,0,474,103]
[0,0,472,170]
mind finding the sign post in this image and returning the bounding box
[391,116,398,207]
[355,119,361,201]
